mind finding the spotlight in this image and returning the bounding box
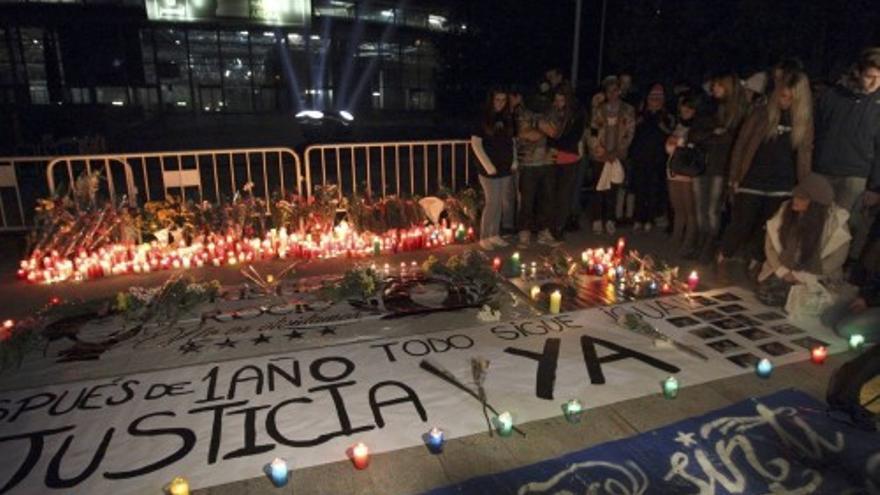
[295,110,324,119]
[339,110,354,121]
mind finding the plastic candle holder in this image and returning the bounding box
[848,334,865,350]
[811,346,828,364]
[562,398,584,423]
[267,457,289,487]
[492,257,502,272]
[549,290,562,314]
[687,270,699,291]
[530,286,541,301]
[167,476,190,495]
[351,442,370,469]
[755,358,773,378]
[494,412,514,437]
[662,376,679,399]
[426,427,445,453]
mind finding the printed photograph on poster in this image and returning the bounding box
[706,338,742,354]
[692,309,724,321]
[754,311,786,322]
[790,336,830,350]
[667,316,701,328]
[690,295,718,306]
[689,326,724,339]
[737,327,773,341]
[759,341,795,356]
[769,323,806,335]
[732,314,762,326]
[727,353,761,368]
[713,292,743,302]
[718,303,747,314]
[711,318,747,330]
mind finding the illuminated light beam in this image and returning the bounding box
[311,16,333,110]
[346,0,410,110]
[275,28,304,112]
[335,1,370,109]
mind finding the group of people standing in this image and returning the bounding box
[471,48,880,342]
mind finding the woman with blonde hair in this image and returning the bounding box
[689,72,749,259]
[718,69,814,272]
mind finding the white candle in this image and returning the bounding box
[549,290,562,314]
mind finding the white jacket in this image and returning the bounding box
[759,201,851,287]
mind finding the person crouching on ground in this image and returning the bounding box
[756,174,851,308]
[472,88,517,250]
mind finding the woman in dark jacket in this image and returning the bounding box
[629,83,674,232]
[546,87,587,240]
[719,69,814,271]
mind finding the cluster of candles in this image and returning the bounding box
[17,221,474,284]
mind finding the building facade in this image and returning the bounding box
[0,0,466,115]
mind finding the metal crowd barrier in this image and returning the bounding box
[45,148,305,212]
[303,140,475,198]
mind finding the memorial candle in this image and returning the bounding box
[562,398,583,423]
[167,476,190,495]
[549,290,562,314]
[811,346,828,364]
[495,412,514,436]
[426,427,445,453]
[616,237,626,257]
[662,376,679,399]
[755,358,773,378]
[687,270,699,291]
[351,442,370,469]
[267,457,289,487]
[848,334,865,350]
[530,286,541,301]
[511,252,521,276]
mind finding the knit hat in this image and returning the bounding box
[743,72,768,94]
[792,173,834,206]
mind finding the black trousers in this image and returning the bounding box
[517,165,554,232]
[588,160,616,223]
[720,192,787,261]
[552,163,579,233]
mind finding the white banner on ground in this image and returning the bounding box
[0,288,843,494]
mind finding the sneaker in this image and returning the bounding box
[592,220,603,235]
[517,230,531,248]
[489,235,509,247]
[644,222,653,232]
[633,222,643,232]
[478,239,496,250]
[537,229,561,246]
[605,220,616,235]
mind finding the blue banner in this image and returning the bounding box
[425,389,880,494]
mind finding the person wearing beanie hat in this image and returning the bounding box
[756,173,852,308]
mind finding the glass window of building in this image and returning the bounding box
[219,30,253,112]
[188,29,222,112]
[154,28,192,110]
[313,0,354,19]
[20,28,48,104]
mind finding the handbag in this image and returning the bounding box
[667,143,706,177]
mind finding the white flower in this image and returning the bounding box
[477,305,500,322]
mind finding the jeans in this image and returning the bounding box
[822,297,880,343]
[554,163,579,233]
[720,192,788,261]
[819,174,872,258]
[478,175,515,240]
[517,166,554,232]
[693,175,726,237]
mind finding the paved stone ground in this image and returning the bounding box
[0,225,857,495]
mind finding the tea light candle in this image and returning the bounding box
[530,286,541,301]
[426,427,445,453]
[495,412,514,436]
[811,346,828,364]
[351,442,370,469]
[662,376,679,399]
[562,398,583,423]
[755,358,773,378]
[549,290,562,314]
[687,270,699,291]
[167,476,190,495]
[848,334,865,350]
[268,457,289,487]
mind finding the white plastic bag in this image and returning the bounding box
[785,283,834,319]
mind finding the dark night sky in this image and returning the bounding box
[438,0,880,105]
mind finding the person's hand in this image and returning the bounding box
[849,297,868,313]
[665,136,679,155]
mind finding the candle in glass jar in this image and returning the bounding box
[351,442,370,469]
[530,286,541,301]
[687,270,699,291]
[426,427,445,453]
[167,476,190,495]
[267,457,289,487]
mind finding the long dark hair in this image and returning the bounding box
[482,88,514,137]
[779,201,828,270]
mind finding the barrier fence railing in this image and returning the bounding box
[2,141,476,232]
[45,147,305,212]
[303,140,475,198]
[0,156,54,232]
